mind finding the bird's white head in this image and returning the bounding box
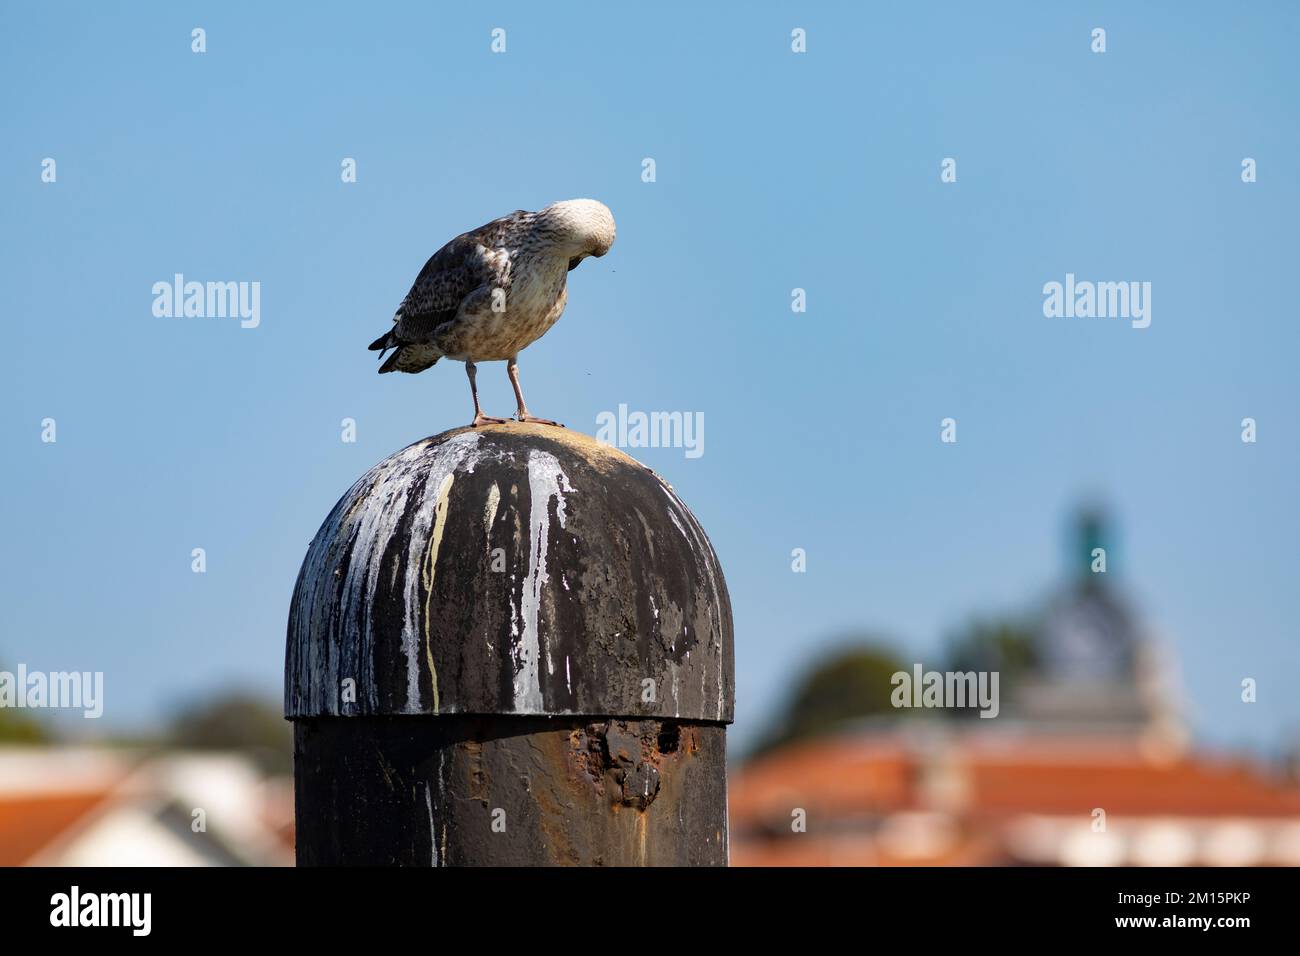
[539,199,616,262]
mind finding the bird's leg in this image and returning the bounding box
[507,357,563,427]
[465,361,508,427]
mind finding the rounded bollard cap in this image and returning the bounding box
[285,424,734,722]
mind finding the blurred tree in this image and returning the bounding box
[747,640,910,758]
[943,617,1039,718]
[0,661,52,743]
[167,690,291,774]
[0,707,50,743]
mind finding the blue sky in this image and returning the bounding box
[2,2,1297,754]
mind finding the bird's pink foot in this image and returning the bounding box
[471,413,511,427]
[517,415,564,427]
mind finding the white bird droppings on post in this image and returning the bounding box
[660,484,727,720]
[287,426,733,724]
[417,471,455,713]
[483,481,500,534]
[425,782,437,867]
[292,432,484,715]
[513,448,573,712]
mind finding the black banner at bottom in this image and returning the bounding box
[0,865,1285,941]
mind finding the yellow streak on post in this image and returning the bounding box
[422,472,456,713]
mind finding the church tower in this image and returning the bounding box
[1014,508,1184,749]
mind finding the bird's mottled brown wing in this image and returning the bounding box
[391,210,530,343]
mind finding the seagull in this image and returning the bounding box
[368,199,616,427]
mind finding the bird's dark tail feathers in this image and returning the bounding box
[369,330,398,368]
[377,344,442,374]
[369,329,441,373]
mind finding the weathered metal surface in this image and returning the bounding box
[293,716,729,866]
[285,424,734,722]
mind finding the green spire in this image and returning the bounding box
[1075,507,1109,583]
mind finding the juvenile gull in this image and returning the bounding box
[368,199,616,427]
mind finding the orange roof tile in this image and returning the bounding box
[0,791,114,866]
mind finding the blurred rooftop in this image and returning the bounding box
[0,748,293,866]
[729,727,1300,866]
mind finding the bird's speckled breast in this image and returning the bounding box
[436,251,569,362]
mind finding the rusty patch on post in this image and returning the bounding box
[570,718,694,811]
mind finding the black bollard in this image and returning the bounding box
[286,424,734,865]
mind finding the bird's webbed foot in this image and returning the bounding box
[470,412,511,427]
[516,414,564,427]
